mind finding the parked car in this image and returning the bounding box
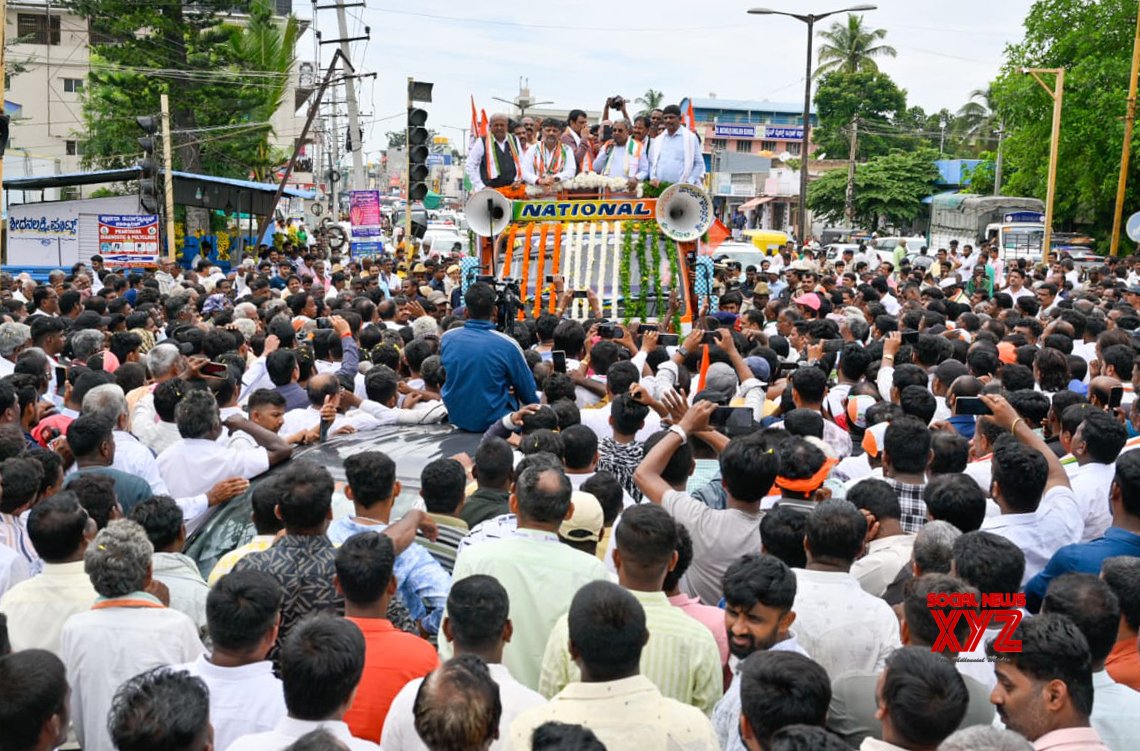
[824,243,861,262]
[871,236,926,263]
[183,425,483,579]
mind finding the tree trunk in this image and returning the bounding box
[844,117,858,227]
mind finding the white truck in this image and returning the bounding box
[929,194,1046,261]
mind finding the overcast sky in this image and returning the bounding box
[300,0,1036,160]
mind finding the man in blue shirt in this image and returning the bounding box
[648,104,705,186]
[1025,450,1140,613]
[440,282,538,432]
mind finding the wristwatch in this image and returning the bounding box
[668,424,688,444]
[676,346,690,358]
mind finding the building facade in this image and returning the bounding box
[4,0,309,196]
[680,96,817,233]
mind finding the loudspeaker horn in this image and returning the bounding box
[655,183,713,242]
[465,189,513,238]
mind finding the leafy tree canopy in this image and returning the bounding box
[990,0,1139,242]
[808,149,941,230]
[813,70,907,161]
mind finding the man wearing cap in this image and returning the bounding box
[793,292,821,319]
[557,490,605,557]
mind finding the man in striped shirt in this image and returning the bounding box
[415,458,469,574]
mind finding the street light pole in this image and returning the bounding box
[748,5,877,246]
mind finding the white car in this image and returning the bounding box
[423,228,467,255]
[872,236,926,264]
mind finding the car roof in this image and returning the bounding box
[184,425,483,578]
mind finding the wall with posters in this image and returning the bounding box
[7,196,140,268]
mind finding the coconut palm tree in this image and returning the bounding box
[956,86,998,151]
[814,14,897,77]
[634,89,665,116]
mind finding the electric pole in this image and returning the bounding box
[334,0,365,190]
[844,117,858,227]
[160,94,176,260]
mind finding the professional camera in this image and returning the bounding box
[475,275,522,331]
[610,95,625,109]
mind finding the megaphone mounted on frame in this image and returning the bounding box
[655,183,713,242]
[465,189,512,238]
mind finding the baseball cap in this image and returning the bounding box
[846,394,877,430]
[560,491,604,543]
[861,422,890,458]
[744,356,771,383]
[412,262,428,273]
[704,362,739,397]
[752,282,770,296]
[793,293,821,311]
[427,290,448,306]
[997,341,1018,365]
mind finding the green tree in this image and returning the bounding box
[815,14,897,77]
[634,89,665,116]
[73,0,298,182]
[813,70,907,160]
[989,0,1138,243]
[808,150,940,230]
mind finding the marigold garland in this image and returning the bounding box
[502,225,519,279]
[518,224,535,318]
[549,224,563,314]
[534,224,549,319]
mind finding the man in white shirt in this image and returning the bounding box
[792,500,901,678]
[592,119,649,190]
[1065,409,1127,541]
[381,576,544,751]
[465,113,524,193]
[83,383,245,532]
[648,104,705,186]
[0,321,30,378]
[226,615,380,751]
[1003,268,1035,302]
[847,479,916,597]
[60,520,205,751]
[0,493,99,654]
[157,389,291,500]
[978,394,1081,585]
[175,570,287,751]
[521,118,577,188]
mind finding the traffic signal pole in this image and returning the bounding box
[160,94,176,261]
[405,77,413,258]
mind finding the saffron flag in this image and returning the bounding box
[479,109,489,138]
[687,100,697,133]
[697,344,711,392]
[470,96,480,147]
[704,218,731,254]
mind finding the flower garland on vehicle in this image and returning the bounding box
[664,237,684,333]
[649,224,663,318]
[635,222,650,320]
[619,223,633,324]
[524,174,645,197]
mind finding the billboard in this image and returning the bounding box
[349,190,384,255]
[97,214,161,268]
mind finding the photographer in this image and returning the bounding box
[440,282,538,433]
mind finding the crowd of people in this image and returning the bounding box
[1,228,1140,751]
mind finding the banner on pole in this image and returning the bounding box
[97,214,161,268]
[349,190,384,255]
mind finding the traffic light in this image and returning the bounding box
[407,106,429,202]
[136,115,161,215]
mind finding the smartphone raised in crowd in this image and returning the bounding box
[1109,386,1125,410]
[901,330,920,346]
[54,365,67,397]
[658,334,679,347]
[955,396,992,416]
[201,361,228,378]
[639,323,658,335]
[598,324,623,339]
[702,331,720,345]
[552,350,567,374]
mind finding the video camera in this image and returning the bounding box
[475,275,522,332]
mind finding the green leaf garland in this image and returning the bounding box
[635,223,649,320]
[649,225,663,320]
[620,224,633,325]
[665,237,683,333]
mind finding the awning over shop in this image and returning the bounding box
[739,195,777,211]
